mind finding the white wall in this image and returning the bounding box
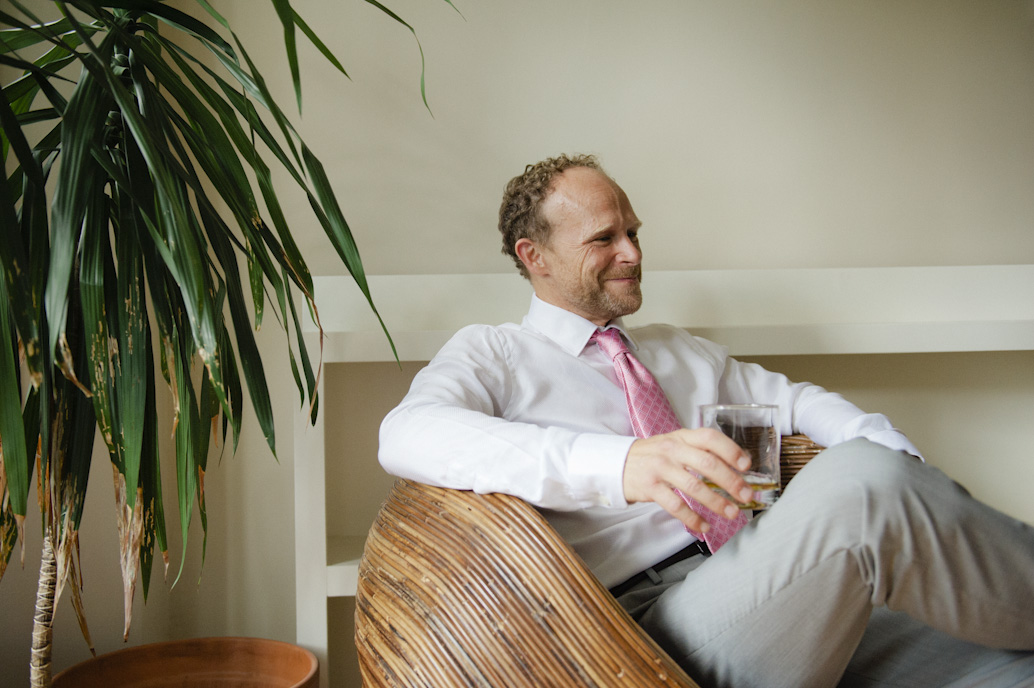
[2,2,1033,687]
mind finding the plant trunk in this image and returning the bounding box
[30,528,56,688]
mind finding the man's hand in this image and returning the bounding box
[623,428,754,533]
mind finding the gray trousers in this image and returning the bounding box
[616,439,1034,688]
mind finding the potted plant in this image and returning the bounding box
[0,0,450,684]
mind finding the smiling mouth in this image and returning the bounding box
[606,269,641,282]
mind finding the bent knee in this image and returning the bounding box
[784,438,918,504]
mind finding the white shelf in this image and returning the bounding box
[307,265,1034,361]
[326,537,366,598]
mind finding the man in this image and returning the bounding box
[379,154,1034,687]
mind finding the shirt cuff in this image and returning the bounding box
[568,433,636,508]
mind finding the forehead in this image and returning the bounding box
[542,167,636,234]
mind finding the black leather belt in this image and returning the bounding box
[609,540,711,598]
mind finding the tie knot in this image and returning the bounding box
[591,327,630,360]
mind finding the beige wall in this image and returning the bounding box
[254,0,1034,276]
[2,2,1033,688]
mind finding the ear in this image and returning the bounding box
[515,238,549,277]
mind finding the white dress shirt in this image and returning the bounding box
[379,295,921,588]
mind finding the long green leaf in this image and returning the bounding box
[55,273,96,532]
[0,241,29,519]
[1,385,41,581]
[0,70,46,188]
[154,34,307,189]
[291,8,348,79]
[191,0,228,31]
[111,150,167,437]
[138,324,166,600]
[211,303,243,453]
[113,162,149,510]
[47,257,96,649]
[0,13,82,166]
[81,0,235,58]
[198,204,275,454]
[153,33,314,300]
[0,16,79,53]
[284,274,318,422]
[226,30,305,170]
[1,49,76,143]
[269,0,300,113]
[361,0,431,113]
[301,144,397,359]
[0,5,61,45]
[194,365,216,577]
[0,74,44,383]
[78,170,120,465]
[44,19,115,388]
[0,497,17,581]
[170,320,197,589]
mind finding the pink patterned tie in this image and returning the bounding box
[592,328,747,552]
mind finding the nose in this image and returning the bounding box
[615,235,642,265]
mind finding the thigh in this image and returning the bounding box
[638,537,873,688]
[636,443,891,687]
[634,438,1034,687]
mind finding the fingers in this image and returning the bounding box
[652,486,714,533]
[623,428,754,529]
[670,467,744,520]
[684,427,752,474]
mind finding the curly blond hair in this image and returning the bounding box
[498,153,604,278]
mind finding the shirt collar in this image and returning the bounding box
[524,294,638,356]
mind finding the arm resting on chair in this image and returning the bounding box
[354,436,824,687]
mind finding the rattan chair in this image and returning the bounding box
[355,435,824,687]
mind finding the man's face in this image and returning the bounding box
[531,167,643,326]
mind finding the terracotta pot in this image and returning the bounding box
[53,636,318,687]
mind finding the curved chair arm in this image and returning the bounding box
[779,433,824,488]
[355,435,824,687]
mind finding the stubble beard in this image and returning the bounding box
[587,268,643,322]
